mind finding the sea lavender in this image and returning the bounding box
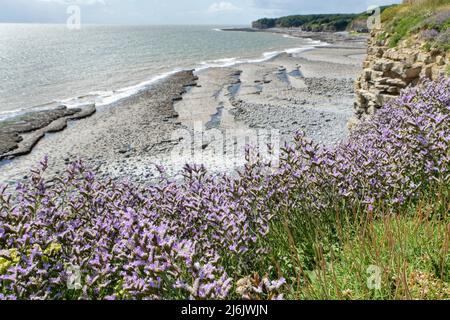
[0,78,448,300]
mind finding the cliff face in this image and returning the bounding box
[252,19,274,29]
[354,30,449,120]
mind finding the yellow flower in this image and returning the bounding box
[0,249,20,274]
[44,242,63,257]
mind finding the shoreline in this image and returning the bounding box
[0,70,198,183]
[0,35,324,123]
[0,36,328,161]
[221,27,369,48]
[0,34,367,185]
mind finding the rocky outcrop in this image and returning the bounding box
[0,105,96,160]
[0,133,22,155]
[354,31,449,119]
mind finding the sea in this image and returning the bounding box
[0,24,322,120]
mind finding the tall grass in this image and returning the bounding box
[264,183,449,300]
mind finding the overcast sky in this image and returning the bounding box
[0,0,402,25]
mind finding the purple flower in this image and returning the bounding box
[0,78,448,300]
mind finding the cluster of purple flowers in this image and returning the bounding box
[418,8,450,49]
[421,9,450,30]
[0,78,448,300]
[420,28,440,41]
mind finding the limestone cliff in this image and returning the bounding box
[354,30,449,120]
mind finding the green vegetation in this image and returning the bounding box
[253,14,359,32]
[252,0,450,51]
[252,6,394,32]
[265,184,449,300]
[381,0,450,48]
[277,14,356,31]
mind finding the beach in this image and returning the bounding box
[0,31,367,185]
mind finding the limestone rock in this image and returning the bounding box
[404,64,422,79]
[352,29,447,123]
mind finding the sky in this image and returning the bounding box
[0,0,402,25]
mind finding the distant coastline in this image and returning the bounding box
[221,27,369,47]
[248,6,396,32]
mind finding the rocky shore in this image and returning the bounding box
[227,52,362,147]
[222,28,369,48]
[354,30,449,119]
[0,105,96,159]
[0,71,198,184]
[0,34,367,185]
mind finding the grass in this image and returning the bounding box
[381,0,450,48]
[261,184,450,300]
[305,212,450,300]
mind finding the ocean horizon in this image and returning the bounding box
[0,24,319,120]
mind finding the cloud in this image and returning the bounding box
[37,0,106,5]
[207,1,241,13]
[251,0,402,14]
[0,0,402,25]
